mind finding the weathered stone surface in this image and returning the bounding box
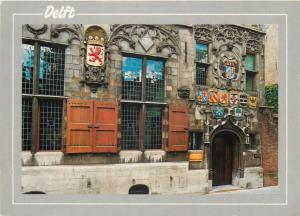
[22,162,210,194]
[33,152,64,166]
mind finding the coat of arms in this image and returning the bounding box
[82,25,108,92]
[219,51,239,80]
[86,45,105,67]
[208,89,218,105]
[233,107,243,118]
[239,94,248,107]
[197,89,208,104]
[218,90,228,106]
[229,91,239,107]
[248,96,257,109]
[213,106,225,119]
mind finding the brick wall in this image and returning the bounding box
[258,107,278,186]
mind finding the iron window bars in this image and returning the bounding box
[22,40,65,152]
[195,65,207,86]
[195,43,209,86]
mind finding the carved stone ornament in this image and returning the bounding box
[178,86,190,99]
[81,26,108,93]
[193,24,265,54]
[219,51,240,80]
[109,25,180,57]
[51,24,84,43]
[193,24,214,42]
[25,24,48,39]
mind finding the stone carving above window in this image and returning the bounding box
[109,25,180,57]
[25,24,48,39]
[51,24,84,44]
[193,24,265,53]
[194,24,214,42]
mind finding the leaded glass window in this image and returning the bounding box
[245,54,256,92]
[196,43,208,63]
[21,41,65,152]
[122,56,142,100]
[245,54,255,72]
[121,55,165,150]
[146,59,165,102]
[22,44,34,94]
[39,46,65,96]
[121,104,140,150]
[144,107,163,149]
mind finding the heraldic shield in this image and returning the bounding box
[218,90,228,106]
[219,51,239,80]
[239,94,248,107]
[229,91,239,106]
[213,106,225,119]
[197,88,208,104]
[82,25,108,92]
[208,89,218,105]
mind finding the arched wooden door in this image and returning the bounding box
[212,132,236,186]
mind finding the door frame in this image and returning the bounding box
[208,118,246,184]
[211,132,236,186]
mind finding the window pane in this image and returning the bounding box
[39,46,65,96]
[22,44,34,94]
[188,132,202,150]
[122,56,142,100]
[196,65,207,85]
[146,59,165,102]
[39,100,63,151]
[196,43,208,63]
[245,55,255,71]
[144,107,163,149]
[22,98,32,151]
[121,105,140,150]
[246,134,256,150]
[246,73,254,91]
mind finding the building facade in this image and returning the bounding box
[21,24,278,194]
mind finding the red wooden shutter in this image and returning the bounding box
[66,99,93,153]
[93,101,118,153]
[168,105,189,151]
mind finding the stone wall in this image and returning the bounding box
[22,162,210,194]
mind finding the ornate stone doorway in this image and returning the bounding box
[209,118,245,186]
[212,132,238,186]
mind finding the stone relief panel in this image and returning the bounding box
[109,24,180,58]
[51,24,84,44]
[23,24,51,40]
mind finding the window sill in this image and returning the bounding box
[194,61,210,66]
[120,99,167,105]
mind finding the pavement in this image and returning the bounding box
[208,185,279,195]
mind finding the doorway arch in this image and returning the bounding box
[211,132,239,186]
[209,118,245,186]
